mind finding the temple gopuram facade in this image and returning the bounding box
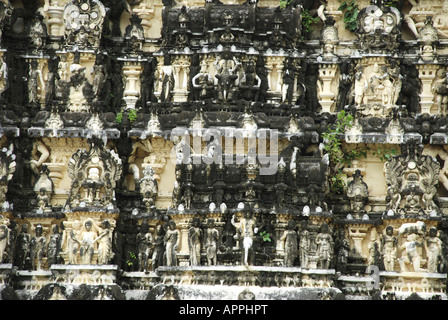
[0,0,446,300]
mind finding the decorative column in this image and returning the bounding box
[170,214,195,266]
[132,2,155,38]
[172,54,191,103]
[44,3,64,37]
[347,224,370,258]
[121,58,144,110]
[317,63,338,113]
[132,0,163,39]
[264,55,286,103]
[417,64,438,114]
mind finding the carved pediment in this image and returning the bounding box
[384,141,440,216]
[66,137,122,209]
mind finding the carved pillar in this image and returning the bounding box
[132,2,155,38]
[265,55,285,102]
[274,214,291,266]
[347,224,370,258]
[121,59,143,110]
[42,138,89,207]
[45,5,64,36]
[417,64,438,114]
[172,54,191,103]
[133,0,163,39]
[171,215,194,266]
[317,63,338,113]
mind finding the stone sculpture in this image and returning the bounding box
[316,223,333,269]
[30,224,46,270]
[381,226,397,272]
[47,224,62,267]
[66,138,122,209]
[298,220,310,269]
[280,220,298,267]
[164,221,179,267]
[188,217,202,266]
[137,221,153,272]
[205,219,219,266]
[139,166,158,212]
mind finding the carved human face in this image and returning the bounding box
[88,167,100,180]
[429,227,437,237]
[386,226,393,236]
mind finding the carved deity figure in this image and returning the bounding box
[0,55,8,97]
[214,52,239,102]
[152,224,165,270]
[139,166,158,212]
[28,13,47,51]
[240,58,261,102]
[192,60,213,100]
[58,55,69,82]
[91,55,107,100]
[0,218,9,263]
[188,218,202,266]
[418,16,438,60]
[280,220,298,267]
[97,220,113,265]
[398,232,423,272]
[298,220,310,268]
[47,224,62,267]
[15,224,31,270]
[367,231,381,267]
[425,227,442,273]
[432,69,448,114]
[72,219,98,265]
[281,59,298,105]
[381,226,397,272]
[159,55,175,103]
[205,219,219,266]
[67,220,81,264]
[353,64,366,105]
[63,0,106,49]
[164,221,180,267]
[30,224,46,270]
[232,212,257,266]
[346,170,369,218]
[34,166,53,212]
[316,223,333,269]
[27,60,45,105]
[137,221,153,272]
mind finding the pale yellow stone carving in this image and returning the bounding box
[317,63,339,113]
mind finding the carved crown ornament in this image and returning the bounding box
[355,3,402,53]
[63,0,106,49]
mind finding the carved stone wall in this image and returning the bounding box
[0,0,446,301]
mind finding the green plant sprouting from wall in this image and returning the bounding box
[126,251,137,267]
[260,231,272,243]
[338,0,359,32]
[322,110,366,194]
[116,109,138,125]
[301,9,320,35]
[322,111,400,194]
[279,1,319,36]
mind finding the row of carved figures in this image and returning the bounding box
[2,51,447,116]
[2,211,446,275]
[0,217,115,270]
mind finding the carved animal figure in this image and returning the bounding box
[398,221,426,236]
